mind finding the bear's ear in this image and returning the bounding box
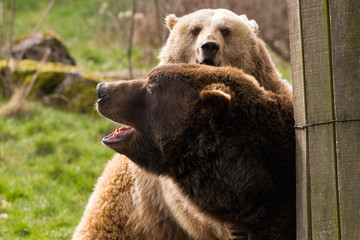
[239,14,259,34]
[199,83,232,111]
[165,14,178,30]
[249,19,259,34]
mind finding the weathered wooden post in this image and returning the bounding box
[288,0,360,239]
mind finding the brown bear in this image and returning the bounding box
[73,8,294,240]
[73,64,295,240]
[159,9,292,99]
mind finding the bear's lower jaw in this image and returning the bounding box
[102,126,135,145]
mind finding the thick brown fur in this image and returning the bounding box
[73,64,295,240]
[74,8,294,240]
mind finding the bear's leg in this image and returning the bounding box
[72,154,134,240]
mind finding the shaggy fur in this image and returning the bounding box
[159,9,292,99]
[74,8,294,240]
[73,64,295,240]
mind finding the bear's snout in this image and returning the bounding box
[97,83,108,100]
[201,41,219,58]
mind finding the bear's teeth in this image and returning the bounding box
[112,130,117,137]
[108,126,134,139]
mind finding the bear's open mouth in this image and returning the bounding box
[102,126,135,144]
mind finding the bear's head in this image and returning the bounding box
[159,9,292,98]
[96,64,295,223]
[159,9,259,71]
[96,64,236,171]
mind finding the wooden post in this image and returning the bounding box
[288,0,360,239]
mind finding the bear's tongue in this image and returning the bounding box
[102,126,135,144]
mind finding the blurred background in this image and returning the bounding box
[0,0,291,75]
[0,0,290,239]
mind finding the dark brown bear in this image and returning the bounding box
[74,64,295,240]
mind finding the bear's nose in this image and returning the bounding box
[97,83,108,99]
[201,41,220,57]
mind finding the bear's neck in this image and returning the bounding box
[160,94,295,224]
[160,119,271,224]
[250,39,292,99]
[121,135,164,174]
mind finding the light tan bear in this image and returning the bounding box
[159,9,292,99]
[73,9,294,240]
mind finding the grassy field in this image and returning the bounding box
[0,101,117,239]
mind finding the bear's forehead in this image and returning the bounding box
[182,9,246,29]
[189,9,239,18]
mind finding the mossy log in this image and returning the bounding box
[0,59,103,114]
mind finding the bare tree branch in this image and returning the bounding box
[127,0,137,79]
[0,46,51,117]
[14,0,56,62]
[0,0,6,59]
[1,0,57,99]
[24,47,51,97]
[1,0,16,98]
[154,0,163,45]
[6,0,15,62]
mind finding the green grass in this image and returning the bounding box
[278,66,292,83]
[0,101,118,239]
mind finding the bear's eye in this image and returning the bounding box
[220,28,230,37]
[191,28,201,36]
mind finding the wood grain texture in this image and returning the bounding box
[289,0,359,239]
[300,1,340,239]
[286,0,360,239]
[329,0,360,239]
[287,0,310,239]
